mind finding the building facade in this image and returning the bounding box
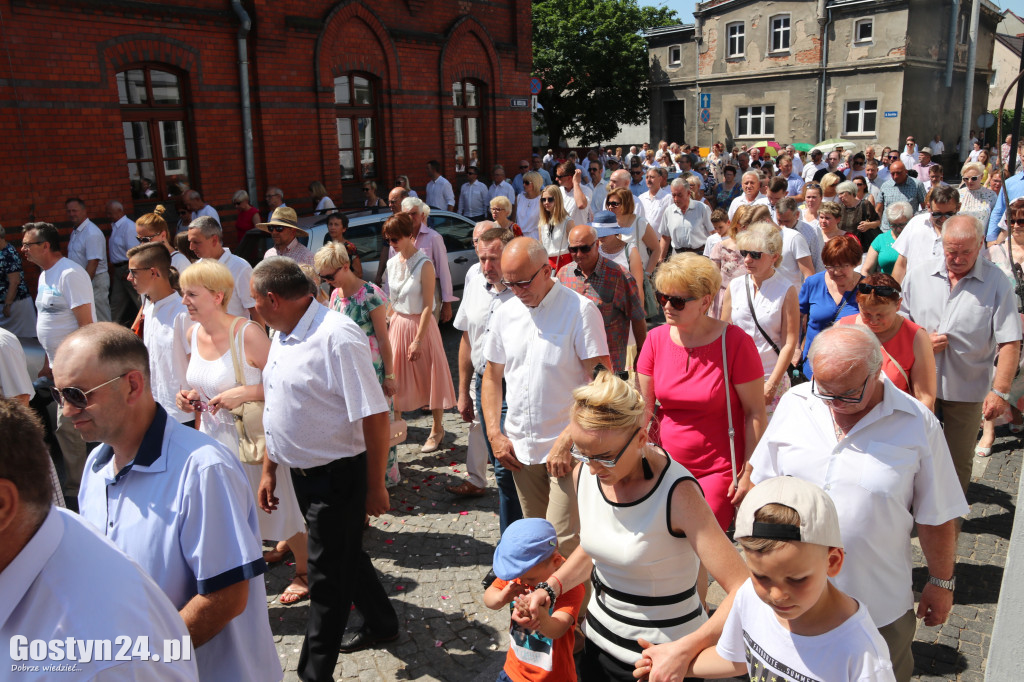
[0,0,533,243]
[647,0,1001,159]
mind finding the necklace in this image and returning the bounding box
[829,408,846,442]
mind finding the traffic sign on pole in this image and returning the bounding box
[530,78,542,95]
[700,93,711,109]
[700,108,711,123]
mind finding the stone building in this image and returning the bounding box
[647,0,1002,155]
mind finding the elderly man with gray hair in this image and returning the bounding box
[186,215,263,324]
[901,214,1022,494]
[743,324,968,682]
[658,177,714,259]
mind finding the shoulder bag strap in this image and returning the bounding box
[721,327,738,488]
[880,344,911,388]
[228,317,246,387]
[744,275,781,357]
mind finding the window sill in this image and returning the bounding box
[726,55,746,61]
[767,49,791,56]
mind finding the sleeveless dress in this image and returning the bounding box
[577,452,708,665]
[386,251,456,413]
[185,322,305,541]
[729,272,794,416]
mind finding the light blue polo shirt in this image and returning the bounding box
[79,405,282,681]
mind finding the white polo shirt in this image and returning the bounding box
[214,248,256,318]
[891,213,941,263]
[562,184,593,228]
[453,271,515,374]
[482,282,608,464]
[728,192,766,220]
[489,180,516,206]
[0,507,198,680]
[67,219,107,275]
[142,292,192,422]
[78,407,281,681]
[262,301,389,469]
[637,188,670,233]
[750,378,969,627]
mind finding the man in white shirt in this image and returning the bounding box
[253,257,398,678]
[106,199,141,325]
[0,400,199,681]
[744,325,967,682]
[890,185,959,283]
[482,238,609,560]
[587,161,608,216]
[624,145,639,168]
[801,149,826,182]
[458,166,490,222]
[556,161,591,227]
[425,160,455,211]
[126,242,192,425]
[658,178,714,257]
[488,165,516,209]
[865,160,885,198]
[637,167,670,233]
[0,328,33,403]
[899,136,920,169]
[185,189,220,226]
[728,171,766,220]
[20,222,95,505]
[776,197,823,274]
[186,216,263,325]
[66,197,110,322]
[264,186,286,218]
[929,133,944,159]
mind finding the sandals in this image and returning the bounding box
[279,573,309,605]
[976,445,993,458]
[421,428,446,453]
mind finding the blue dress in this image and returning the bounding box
[798,272,861,378]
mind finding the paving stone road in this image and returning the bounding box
[266,322,1018,681]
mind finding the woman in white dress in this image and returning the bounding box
[175,260,309,604]
[514,171,543,241]
[538,183,575,271]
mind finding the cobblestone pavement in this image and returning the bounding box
[266,322,1019,681]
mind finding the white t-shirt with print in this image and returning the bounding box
[36,257,96,361]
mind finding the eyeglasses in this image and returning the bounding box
[520,165,529,170]
[136,235,156,243]
[739,250,764,260]
[557,173,573,179]
[128,267,152,277]
[50,373,128,409]
[500,265,546,290]
[631,171,643,176]
[21,241,44,247]
[810,375,869,404]
[606,201,622,208]
[362,188,371,192]
[540,197,556,204]
[857,282,900,297]
[931,211,956,220]
[233,200,243,206]
[655,291,698,310]
[179,387,211,413]
[567,242,596,254]
[888,155,900,160]
[890,221,908,230]
[320,270,339,281]
[570,428,640,468]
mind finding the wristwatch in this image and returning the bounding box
[928,574,955,591]
[991,388,1011,402]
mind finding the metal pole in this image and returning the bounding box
[945,0,960,88]
[959,0,980,164]
[1009,49,1024,176]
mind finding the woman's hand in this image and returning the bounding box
[209,386,246,414]
[763,379,778,404]
[382,376,397,398]
[176,388,199,412]
[1,302,10,318]
[408,339,422,362]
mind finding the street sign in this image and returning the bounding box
[530,78,542,95]
[978,113,996,129]
[884,111,898,118]
[700,108,711,123]
[510,97,529,108]
[700,93,711,109]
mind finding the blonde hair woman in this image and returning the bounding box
[520,370,748,679]
[175,260,309,604]
[820,172,841,200]
[538,183,575,270]
[959,161,998,226]
[515,170,543,241]
[709,204,771,317]
[489,195,522,237]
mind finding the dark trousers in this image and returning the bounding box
[108,262,140,326]
[291,454,398,682]
[474,372,523,533]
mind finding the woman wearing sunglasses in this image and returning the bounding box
[605,187,662,275]
[514,171,543,241]
[838,273,936,410]
[537,184,575,270]
[638,253,767,544]
[958,161,998,227]
[175,260,310,604]
[383,213,455,453]
[721,222,799,417]
[489,195,523,239]
[519,369,749,680]
[797,234,863,380]
[709,203,771,318]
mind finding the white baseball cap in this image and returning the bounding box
[735,476,843,548]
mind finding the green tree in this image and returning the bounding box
[533,0,677,148]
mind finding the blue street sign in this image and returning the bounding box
[700,109,711,123]
[700,93,711,109]
[884,111,898,118]
[530,78,542,95]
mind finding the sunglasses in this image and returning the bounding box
[540,197,556,203]
[739,250,763,260]
[50,373,128,409]
[136,235,156,243]
[606,201,621,208]
[631,171,643,176]
[567,242,596,254]
[931,211,956,220]
[500,265,546,290]
[520,166,529,170]
[320,270,339,281]
[655,291,698,310]
[857,282,900,297]
[888,155,899,160]
[233,200,243,206]
[570,428,640,468]
[964,176,980,182]
[386,237,402,244]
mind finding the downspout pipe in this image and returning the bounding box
[231,0,257,211]
[945,0,959,87]
[959,0,981,164]
[817,0,830,142]
[694,18,701,150]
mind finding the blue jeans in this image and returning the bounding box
[475,372,523,533]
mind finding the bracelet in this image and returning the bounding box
[384,373,396,380]
[535,582,557,606]
[991,388,1011,402]
[549,575,564,598]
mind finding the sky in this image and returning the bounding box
[652,0,695,25]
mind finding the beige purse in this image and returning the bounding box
[389,416,408,447]
[228,317,266,465]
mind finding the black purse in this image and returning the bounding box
[744,275,807,386]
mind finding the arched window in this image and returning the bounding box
[452,80,484,171]
[335,73,380,182]
[117,66,193,201]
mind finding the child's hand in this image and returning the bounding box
[511,594,544,631]
[499,581,527,606]
[522,586,551,622]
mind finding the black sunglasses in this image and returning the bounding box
[267,225,291,232]
[606,201,622,208]
[739,250,763,260]
[930,211,956,220]
[857,282,900,297]
[655,291,698,310]
[136,235,156,243]
[50,373,128,409]
[500,265,546,289]
[567,242,596,254]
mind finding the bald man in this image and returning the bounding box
[481,238,609,558]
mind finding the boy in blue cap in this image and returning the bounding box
[483,518,585,682]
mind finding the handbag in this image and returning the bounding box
[632,216,661,318]
[227,317,266,465]
[389,415,408,447]
[743,275,804,386]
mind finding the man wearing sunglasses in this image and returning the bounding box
[20,221,95,506]
[258,206,315,268]
[628,162,646,197]
[901,215,1022,496]
[60,323,281,681]
[481,237,609,565]
[557,220,646,375]
[744,325,967,682]
[186,216,263,325]
[555,161,591,228]
[889,184,960,284]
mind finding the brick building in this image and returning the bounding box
[0,0,534,244]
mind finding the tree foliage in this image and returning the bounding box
[533,0,678,148]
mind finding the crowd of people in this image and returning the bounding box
[1,132,1024,682]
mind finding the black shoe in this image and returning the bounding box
[481,568,497,590]
[339,625,399,653]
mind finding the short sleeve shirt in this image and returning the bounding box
[878,178,926,229]
[143,293,192,422]
[67,219,108,274]
[659,200,714,250]
[0,243,30,301]
[215,248,256,317]
[35,257,96,361]
[0,328,33,398]
[453,272,515,373]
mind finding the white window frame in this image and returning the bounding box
[668,45,682,67]
[769,14,791,53]
[843,99,878,136]
[735,105,775,138]
[854,18,873,43]
[726,22,745,58]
